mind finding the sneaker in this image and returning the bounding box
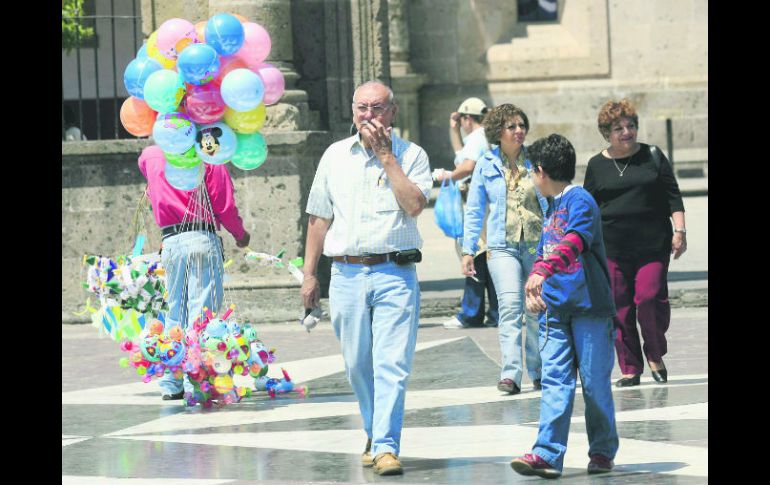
[533,379,542,390]
[497,378,521,395]
[362,438,373,467]
[587,454,614,474]
[442,316,468,329]
[161,391,185,401]
[511,453,561,479]
[484,319,499,327]
[373,452,403,475]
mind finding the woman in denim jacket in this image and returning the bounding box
[462,104,548,394]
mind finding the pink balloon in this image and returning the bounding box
[184,83,226,124]
[254,63,285,105]
[157,18,198,60]
[236,22,272,69]
[212,55,248,87]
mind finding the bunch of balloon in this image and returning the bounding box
[120,13,285,190]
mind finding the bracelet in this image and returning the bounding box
[674,228,687,234]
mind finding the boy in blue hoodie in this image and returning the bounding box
[510,134,618,479]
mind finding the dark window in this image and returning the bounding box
[518,0,558,22]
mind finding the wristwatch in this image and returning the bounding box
[674,228,687,234]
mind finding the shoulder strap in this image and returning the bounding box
[649,144,663,172]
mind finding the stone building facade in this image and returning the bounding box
[62,0,707,320]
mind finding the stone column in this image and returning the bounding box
[208,0,316,130]
[387,0,426,143]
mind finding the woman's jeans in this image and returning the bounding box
[532,313,619,471]
[158,230,224,396]
[487,241,541,385]
[329,261,420,458]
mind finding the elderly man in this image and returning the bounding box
[301,81,432,476]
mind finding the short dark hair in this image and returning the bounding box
[528,134,576,183]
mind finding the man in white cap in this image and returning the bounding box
[433,97,489,188]
[433,97,498,330]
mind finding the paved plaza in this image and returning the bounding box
[63,195,707,484]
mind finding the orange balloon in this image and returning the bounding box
[230,13,248,23]
[194,21,206,44]
[120,97,157,137]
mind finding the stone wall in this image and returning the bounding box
[408,0,708,178]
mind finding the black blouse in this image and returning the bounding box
[583,143,684,258]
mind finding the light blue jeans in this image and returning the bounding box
[329,261,420,457]
[159,230,224,396]
[532,312,619,471]
[486,241,542,385]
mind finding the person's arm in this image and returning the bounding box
[671,210,687,259]
[361,119,427,217]
[656,149,687,259]
[449,112,463,152]
[301,215,332,309]
[205,165,248,244]
[461,161,488,256]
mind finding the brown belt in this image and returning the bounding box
[332,253,398,265]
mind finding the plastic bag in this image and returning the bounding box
[434,178,464,239]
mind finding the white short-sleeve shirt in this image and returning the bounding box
[306,133,432,257]
[453,126,489,184]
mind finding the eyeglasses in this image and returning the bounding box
[353,103,390,116]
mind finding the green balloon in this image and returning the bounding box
[165,146,201,169]
[143,69,185,113]
[231,132,268,170]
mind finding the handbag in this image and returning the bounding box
[434,178,464,239]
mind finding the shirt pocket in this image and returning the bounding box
[375,187,401,212]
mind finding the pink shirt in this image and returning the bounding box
[138,145,246,241]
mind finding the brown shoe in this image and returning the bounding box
[373,452,403,475]
[362,438,373,467]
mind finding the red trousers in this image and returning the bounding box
[607,254,670,376]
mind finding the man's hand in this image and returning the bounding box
[525,273,547,312]
[449,112,461,129]
[359,119,393,159]
[301,274,321,310]
[432,168,454,182]
[236,231,251,248]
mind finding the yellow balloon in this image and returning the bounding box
[213,374,234,394]
[224,104,266,134]
[147,31,176,70]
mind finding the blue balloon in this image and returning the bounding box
[194,122,237,165]
[220,68,264,112]
[152,112,197,154]
[177,43,221,85]
[123,57,163,99]
[164,160,204,190]
[205,13,245,56]
[136,43,148,59]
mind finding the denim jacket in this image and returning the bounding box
[462,146,548,255]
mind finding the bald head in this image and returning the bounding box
[351,81,398,132]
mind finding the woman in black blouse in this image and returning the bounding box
[583,99,687,387]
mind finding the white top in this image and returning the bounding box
[453,126,488,184]
[306,133,433,256]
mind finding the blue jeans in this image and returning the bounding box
[533,312,619,471]
[159,230,224,396]
[457,251,499,325]
[329,261,420,457]
[487,241,541,384]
